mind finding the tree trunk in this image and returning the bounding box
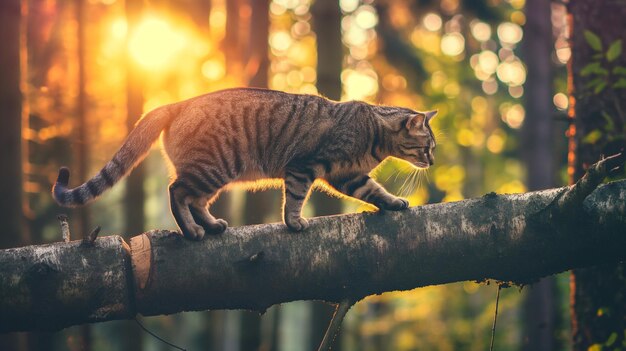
[125,0,146,239]
[240,2,272,348]
[520,0,557,349]
[0,1,27,349]
[311,1,345,347]
[118,1,145,349]
[0,0,24,251]
[567,1,626,349]
[2,175,625,333]
[75,1,92,349]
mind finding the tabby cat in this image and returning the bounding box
[53,88,437,240]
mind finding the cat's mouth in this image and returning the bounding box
[414,162,430,169]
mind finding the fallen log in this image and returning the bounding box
[1,161,625,333]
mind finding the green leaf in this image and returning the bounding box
[594,81,607,93]
[583,129,603,144]
[606,332,618,346]
[607,40,622,62]
[586,77,604,89]
[613,78,626,89]
[585,30,603,51]
[581,62,601,76]
[614,66,626,75]
[602,111,615,131]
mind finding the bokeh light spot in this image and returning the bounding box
[553,93,568,110]
[201,59,225,81]
[423,13,442,32]
[129,17,186,70]
[497,22,523,45]
[354,6,378,29]
[470,21,491,42]
[441,32,465,56]
[270,31,292,52]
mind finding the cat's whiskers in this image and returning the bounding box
[399,166,422,197]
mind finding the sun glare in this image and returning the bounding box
[129,17,186,70]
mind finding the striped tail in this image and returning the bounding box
[53,105,175,207]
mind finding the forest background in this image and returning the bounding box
[0,0,620,350]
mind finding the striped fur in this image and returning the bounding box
[53,88,437,240]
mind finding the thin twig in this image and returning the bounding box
[318,299,353,351]
[135,317,186,351]
[490,285,502,351]
[81,226,101,246]
[57,214,70,243]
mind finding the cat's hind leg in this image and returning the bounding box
[169,180,207,240]
[189,197,228,234]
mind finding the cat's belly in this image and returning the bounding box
[230,169,284,191]
[237,169,268,181]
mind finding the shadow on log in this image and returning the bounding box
[1,175,625,333]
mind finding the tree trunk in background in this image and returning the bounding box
[117,1,144,350]
[125,0,145,239]
[568,1,626,350]
[311,0,344,349]
[76,1,92,349]
[0,1,27,350]
[0,0,25,252]
[520,0,557,350]
[240,1,273,349]
[189,0,211,37]
[224,0,242,75]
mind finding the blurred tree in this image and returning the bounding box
[125,0,146,239]
[568,1,626,350]
[240,1,273,349]
[189,0,212,37]
[0,0,24,251]
[115,0,145,349]
[76,1,92,349]
[0,0,27,350]
[225,0,243,76]
[520,0,558,350]
[310,0,345,348]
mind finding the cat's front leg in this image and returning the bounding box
[283,168,315,231]
[331,174,409,211]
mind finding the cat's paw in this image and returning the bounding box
[207,219,228,234]
[383,198,409,211]
[183,224,206,240]
[285,217,309,232]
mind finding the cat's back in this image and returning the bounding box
[164,88,338,173]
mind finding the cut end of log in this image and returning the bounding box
[131,234,152,292]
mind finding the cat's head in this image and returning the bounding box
[393,110,437,169]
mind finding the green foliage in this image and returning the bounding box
[585,30,603,51]
[613,78,626,89]
[607,40,622,62]
[581,32,625,94]
[580,30,625,152]
[581,62,607,77]
[583,129,603,144]
[605,332,617,347]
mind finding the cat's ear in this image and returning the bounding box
[405,114,425,130]
[424,110,438,122]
